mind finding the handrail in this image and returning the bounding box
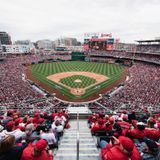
[76,112,79,160]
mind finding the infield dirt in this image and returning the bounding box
[47,72,108,96]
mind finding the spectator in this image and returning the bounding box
[101,136,141,160]
[136,138,160,160]
[21,139,53,160]
[0,121,25,142]
[0,135,27,160]
[22,124,40,144]
[127,122,147,143]
[40,126,57,149]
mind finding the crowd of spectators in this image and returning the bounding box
[0,108,69,160]
[88,50,160,63]
[0,54,72,106]
[86,57,115,63]
[0,56,44,104]
[88,111,160,160]
[0,54,160,114]
[97,63,160,113]
[0,53,160,159]
[0,54,72,120]
[136,45,160,53]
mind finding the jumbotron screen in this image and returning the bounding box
[84,38,114,51]
[83,33,115,51]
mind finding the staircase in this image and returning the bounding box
[54,119,101,160]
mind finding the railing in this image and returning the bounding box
[76,112,79,160]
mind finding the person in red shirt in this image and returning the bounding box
[91,119,106,134]
[21,139,53,160]
[51,110,58,121]
[127,122,146,142]
[105,117,114,133]
[145,127,160,142]
[101,136,141,160]
[117,117,131,136]
[32,113,41,124]
[103,115,109,123]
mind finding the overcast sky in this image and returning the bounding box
[0,0,160,43]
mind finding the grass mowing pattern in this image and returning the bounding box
[31,61,125,99]
[60,75,96,88]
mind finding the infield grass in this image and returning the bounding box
[60,75,96,88]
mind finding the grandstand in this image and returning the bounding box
[0,36,160,160]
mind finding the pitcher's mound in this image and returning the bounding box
[74,79,82,83]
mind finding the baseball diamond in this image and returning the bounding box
[47,72,109,96]
[59,74,97,88]
[30,61,126,101]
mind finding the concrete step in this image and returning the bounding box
[58,143,97,148]
[62,136,93,139]
[54,119,100,160]
[57,148,99,154]
[60,139,95,143]
[54,156,100,160]
[64,132,91,135]
[55,153,100,157]
[58,147,98,151]
[65,129,90,132]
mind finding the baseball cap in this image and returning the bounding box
[109,117,114,124]
[6,121,15,130]
[35,139,48,151]
[137,122,146,126]
[123,110,127,114]
[119,136,134,152]
[122,116,128,121]
[43,112,48,116]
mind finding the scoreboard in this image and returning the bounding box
[83,33,116,51]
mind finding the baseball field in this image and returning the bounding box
[30,61,126,101]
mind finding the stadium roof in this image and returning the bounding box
[136,39,160,43]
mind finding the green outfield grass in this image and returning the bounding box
[31,61,125,100]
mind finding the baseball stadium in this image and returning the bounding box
[0,33,160,160]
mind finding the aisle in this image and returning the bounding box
[54,119,100,160]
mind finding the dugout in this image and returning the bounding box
[71,52,85,61]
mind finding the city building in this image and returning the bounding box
[36,40,53,50]
[15,40,32,45]
[54,37,80,48]
[14,40,35,51]
[0,32,12,45]
[2,45,31,54]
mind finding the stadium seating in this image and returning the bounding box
[0,53,160,160]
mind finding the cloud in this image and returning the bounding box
[0,0,160,42]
